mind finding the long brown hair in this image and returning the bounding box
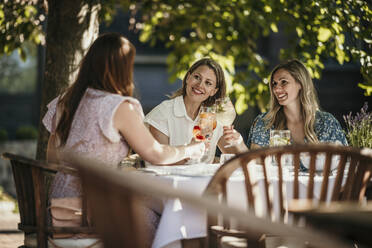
[55,33,136,146]
[172,58,226,106]
[264,59,320,143]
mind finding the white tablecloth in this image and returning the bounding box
[147,163,337,248]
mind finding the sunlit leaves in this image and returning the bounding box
[0,1,46,60]
[317,27,332,42]
[4,0,365,112]
[270,23,278,33]
[127,0,370,112]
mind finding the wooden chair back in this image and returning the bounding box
[204,144,372,247]
[76,159,148,248]
[1,152,94,248]
[290,201,372,247]
[72,153,351,248]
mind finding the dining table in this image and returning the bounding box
[138,161,341,248]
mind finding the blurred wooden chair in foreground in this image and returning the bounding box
[72,153,352,248]
[290,201,372,248]
[1,152,97,248]
[204,144,372,248]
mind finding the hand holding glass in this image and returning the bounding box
[215,97,236,148]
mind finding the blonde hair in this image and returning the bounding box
[171,58,226,106]
[264,59,320,143]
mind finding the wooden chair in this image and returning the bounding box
[289,201,372,248]
[1,152,97,248]
[204,144,372,248]
[72,153,352,248]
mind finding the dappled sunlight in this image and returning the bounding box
[180,225,187,238]
[172,198,183,212]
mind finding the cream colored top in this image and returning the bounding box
[145,96,222,163]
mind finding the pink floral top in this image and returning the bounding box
[43,88,144,198]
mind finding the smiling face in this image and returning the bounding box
[185,65,218,104]
[271,69,302,106]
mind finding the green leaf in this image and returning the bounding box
[296,27,303,37]
[317,27,332,42]
[17,48,26,61]
[139,24,152,42]
[335,46,345,64]
[270,23,278,33]
[264,6,272,13]
[358,83,372,96]
[235,94,248,114]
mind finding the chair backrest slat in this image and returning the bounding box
[342,157,358,200]
[293,153,300,199]
[242,160,255,209]
[10,160,37,231]
[319,152,332,202]
[262,155,272,218]
[31,166,48,247]
[276,153,285,220]
[352,161,367,200]
[306,151,316,199]
[331,154,347,201]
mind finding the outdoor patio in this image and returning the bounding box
[0,203,22,248]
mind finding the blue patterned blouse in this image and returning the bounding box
[246,111,348,148]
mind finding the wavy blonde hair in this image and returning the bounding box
[264,59,320,143]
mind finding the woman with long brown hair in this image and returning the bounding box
[42,33,204,246]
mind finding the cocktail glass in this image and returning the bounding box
[192,106,216,163]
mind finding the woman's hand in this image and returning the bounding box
[185,141,206,160]
[219,126,248,154]
[223,126,243,146]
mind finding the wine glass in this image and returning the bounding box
[215,97,236,148]
[269,130,291,147]
[269,130,291,168]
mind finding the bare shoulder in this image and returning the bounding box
[116,100,140,116]
[114,100,143,130]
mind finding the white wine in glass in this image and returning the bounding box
[215,97,236,147]
[269,130,292,168]
[215,97,236,126]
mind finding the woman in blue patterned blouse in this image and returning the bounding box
[223,59,348,152]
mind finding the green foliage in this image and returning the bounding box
[0,42,37,93]
[124,0,372,113]
[0,186,14,201]
[0,186,18,213]
[0,128,8,141]
[0,0,122,59]
[15,125,38,140]
[0,0,45,60]
[1,1,370,114]
[343,102,372,148]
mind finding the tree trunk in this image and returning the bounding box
[36,0,100,160]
